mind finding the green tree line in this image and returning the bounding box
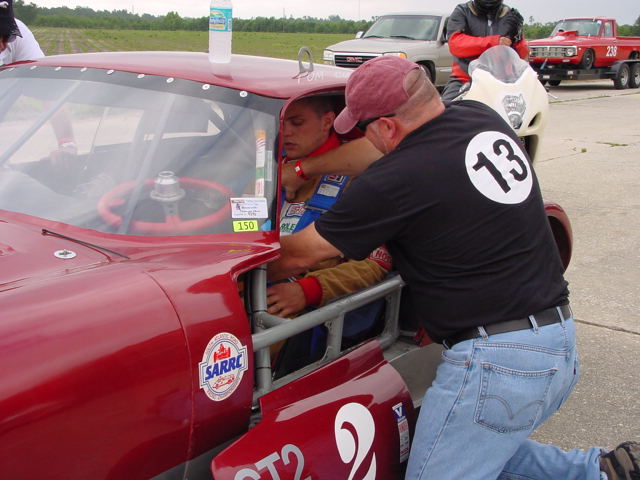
[14,1,373,34]
[13,1,640,37]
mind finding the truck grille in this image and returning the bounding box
[530,46,569,58]
[334,54,379,68]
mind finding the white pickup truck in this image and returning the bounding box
[322,11,453,88]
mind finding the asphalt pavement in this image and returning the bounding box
[529,80,640,450]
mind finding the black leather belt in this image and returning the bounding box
[442,304,572,349]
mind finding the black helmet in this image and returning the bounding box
[473,0,503,15]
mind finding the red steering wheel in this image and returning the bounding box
[97,177,233,234]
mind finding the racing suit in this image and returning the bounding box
[280,131,391,308]
[441,1,528,101]
[273,131,391,376]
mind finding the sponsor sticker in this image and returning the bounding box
[230,197,269,219]
[285,202,306,217]
[318,183,340,198]
[393,402,411,463]
[199,332,248,402]
[326,174,346,184]
[368,245,392,271]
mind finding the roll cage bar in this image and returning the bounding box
[248,266,406,402]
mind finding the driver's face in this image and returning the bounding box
[282,101,335,160]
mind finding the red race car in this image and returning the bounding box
[0,50,572,479]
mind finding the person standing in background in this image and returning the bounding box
[0,0,44,65]
[441,0,527,101]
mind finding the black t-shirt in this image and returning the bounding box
[315,100,568,343]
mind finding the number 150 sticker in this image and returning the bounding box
[465,131,532,205]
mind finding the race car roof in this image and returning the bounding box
[20,51,351,99]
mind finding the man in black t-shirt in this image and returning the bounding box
[268,56,638,480]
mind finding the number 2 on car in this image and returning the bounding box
[233,220,259,232]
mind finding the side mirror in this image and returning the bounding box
[355,31,364,39]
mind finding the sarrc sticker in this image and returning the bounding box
[199,332,248,402]
[393,402,410,463]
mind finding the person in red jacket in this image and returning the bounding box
[441,0,528,101]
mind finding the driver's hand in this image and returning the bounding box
[281,161,308,202]
[49,140,78,169]
[267,281,307,317]
[498,36,513,46]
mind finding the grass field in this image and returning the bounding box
[31,27,354,62]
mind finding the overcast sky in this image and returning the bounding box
[30,0,639,26]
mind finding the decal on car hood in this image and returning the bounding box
[199,332,248,401]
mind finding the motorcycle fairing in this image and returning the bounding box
[211,340,414,479]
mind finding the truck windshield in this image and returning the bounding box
[364,15,441,41]
[552,19,602,36]
[0,66,282,236]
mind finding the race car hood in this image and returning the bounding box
[0,211,280,292]
[0,218,111,290]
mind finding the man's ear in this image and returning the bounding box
[321,111,336,133]
[378,116,398,138]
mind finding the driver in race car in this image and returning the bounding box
[266,96,391,320]
[441,0,528,102]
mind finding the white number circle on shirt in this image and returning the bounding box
[465,131,533,204]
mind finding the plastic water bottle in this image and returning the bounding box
[209,0,233,64]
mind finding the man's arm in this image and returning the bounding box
[281,137,382,201]
[309,258,389,306]
[448,31,503,58]
[267,223,342,281]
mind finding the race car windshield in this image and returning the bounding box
[0,66,283,236]
[468,45,530,84]
[552,19,602,36]
[363,15,441,41]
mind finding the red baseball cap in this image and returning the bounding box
[334,56,421,134]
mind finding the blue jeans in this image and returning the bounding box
[405,310,604,480]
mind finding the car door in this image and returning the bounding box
[211,340,414,479]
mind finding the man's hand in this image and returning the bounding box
[498,8,524,43]
[281,160,308,202]
[267,282,307,317]
[49,141,78,169]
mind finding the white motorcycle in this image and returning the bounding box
[455,45,549,164]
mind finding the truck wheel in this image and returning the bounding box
[548,79,561,87]
[419,63,435,84]
[613,64,630,89]
[579,49,594,69]
[629,63,640,89]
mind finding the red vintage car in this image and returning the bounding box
[0,50,572,479]
[529,17,640,70]
[529,17,640,88]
